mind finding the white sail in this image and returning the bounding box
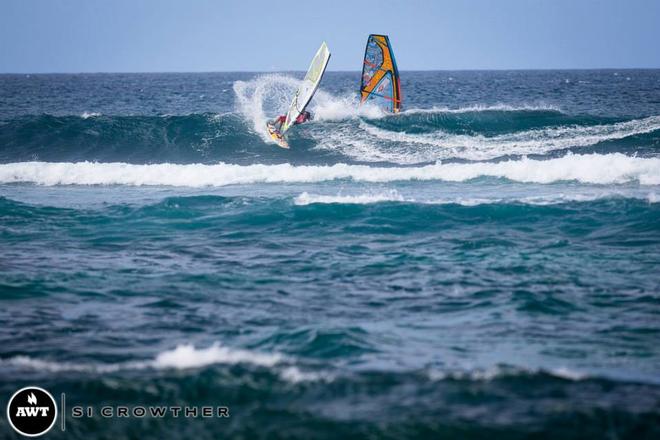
[281,42,331,133]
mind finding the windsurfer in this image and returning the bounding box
[270,111,312,131]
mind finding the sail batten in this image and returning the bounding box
[359,34,401,113]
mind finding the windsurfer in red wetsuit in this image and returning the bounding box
[270,111,312,131]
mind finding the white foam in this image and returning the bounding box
[311,89,385,121]
[294,190,406,205]
[1,153,659,187]
[551,366,587,381]
[2,343,284,372]
[5,356,91,373]
[278,366,334,383]
[294,189,655,207]
[1,344,329,384]
[0,343,327,380]
[154,343,282,369]
[233,74,301,143]
[80,112,101,119]
[316,115,660,163]
[400,104,563,115]
[426,365,586,382]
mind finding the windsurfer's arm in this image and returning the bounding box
[270,115,284,129]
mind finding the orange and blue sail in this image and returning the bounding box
[359,34,402,113]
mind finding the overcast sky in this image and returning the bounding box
[1,0,659,72]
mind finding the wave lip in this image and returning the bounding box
[1,153,659,187]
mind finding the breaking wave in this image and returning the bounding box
[1,75,657,165]
[316,115,660,163]
[0,343,325,383]
[1,153,658,186]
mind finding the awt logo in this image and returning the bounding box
[6,387,58,437]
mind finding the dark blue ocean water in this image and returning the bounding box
[1,71,660,439]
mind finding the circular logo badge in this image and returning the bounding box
[6,387,58,437]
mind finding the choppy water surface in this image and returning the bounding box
[1,70,659,439]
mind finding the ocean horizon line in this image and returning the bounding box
[2,67,660,75]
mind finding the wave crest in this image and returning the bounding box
[1,153,658,187]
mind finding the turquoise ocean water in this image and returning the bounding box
[1,71,660,438]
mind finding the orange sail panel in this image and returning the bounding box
[360,35,401,113]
